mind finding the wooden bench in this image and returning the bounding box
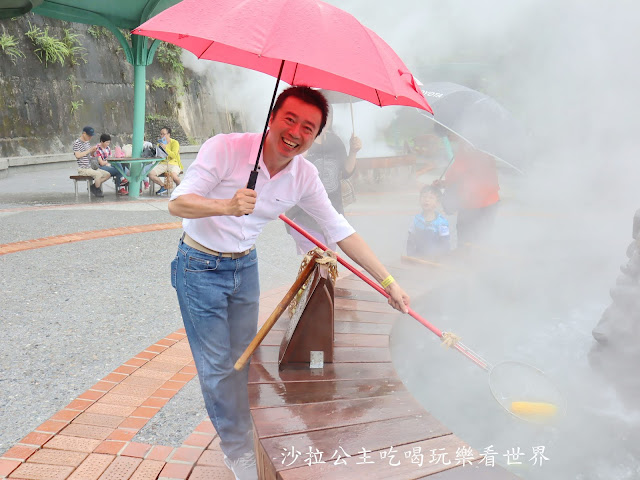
[69,175,92,197]
[70,174,123,197]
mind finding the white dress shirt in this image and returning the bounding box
[170,133,355,252]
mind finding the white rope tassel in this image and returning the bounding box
[441,332,461,348]
[288,248,338,317]
[315,249,337,266]
[309,248,338,282]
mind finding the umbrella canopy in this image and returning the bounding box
[318,89,363,135]
[133,0,431,113]
[318,89,362,105]
[422,82,528,171]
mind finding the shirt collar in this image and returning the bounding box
[247,132,300,179]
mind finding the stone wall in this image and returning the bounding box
[0,14,230,157]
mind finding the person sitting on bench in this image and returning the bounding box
[73,126,109,198]
[149,127,183,195]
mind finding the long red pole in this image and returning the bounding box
[279,214,490,370]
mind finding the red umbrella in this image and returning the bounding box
[133,0,431,187]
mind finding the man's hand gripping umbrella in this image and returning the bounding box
[275,214,566,424]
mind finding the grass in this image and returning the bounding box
[157,42,184,75]
[149,77,169,90]
[62,28,87,66]
[68,75,81,94]
[119,28,131,42]
[26,22,69,66]
[0,27,25,64]
[145,114,165,122]
[70,99,84,115]
[86,25,110,39]
[24,23,87,67]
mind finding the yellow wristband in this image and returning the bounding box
[381,275,395,289]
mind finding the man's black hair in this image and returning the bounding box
[271,86,329,135]
[100,133,111,143]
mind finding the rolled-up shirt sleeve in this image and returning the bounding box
[170,136,227,200]
[297,173,355,244]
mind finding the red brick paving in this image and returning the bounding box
[0,222,182,256]
[0,281,297,479]
[9,462,74,479]
[64,399,94,411]
[93,441,126,456]
[2,445,38,462]
[146,446,174,463]
[0,199,169,214]
[168,447,204,464]
[67,453,114,480]
[18,433,53,448]
[44,436,101,454]
[98,455,142,479]
[130,459,165,480]
[158,462,193,479]
[0,328,229,480]
[121,443,152,459]
[0,460,21,477]
[182,434,213,449]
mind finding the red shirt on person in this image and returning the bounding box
[445,147,499,209]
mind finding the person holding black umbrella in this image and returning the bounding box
[434,132,500,246]
[167,87,409,480]
[285,105,362,253]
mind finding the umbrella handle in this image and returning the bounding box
[246,170,259,190]
[278,214,490,370]
[349,99,355,135]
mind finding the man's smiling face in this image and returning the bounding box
[266,97,321,162]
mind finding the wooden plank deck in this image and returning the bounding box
[249,268,521,479]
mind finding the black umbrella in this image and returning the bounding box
[422,82,528,173]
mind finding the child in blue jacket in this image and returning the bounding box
[407,185,450,257]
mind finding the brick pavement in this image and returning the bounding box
[0,222,182,256]
[0,210,292,479]
[0,283,290,480]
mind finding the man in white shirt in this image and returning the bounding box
[168,87,409,480]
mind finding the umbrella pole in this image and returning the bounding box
[246,60,286,190]
[438,136,455,181]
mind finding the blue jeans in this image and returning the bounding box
[171,239,259,460]
[99,165,123,188]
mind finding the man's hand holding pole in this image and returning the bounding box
[227,188,257,216]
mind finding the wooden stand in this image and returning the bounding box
[278,262,335,369]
